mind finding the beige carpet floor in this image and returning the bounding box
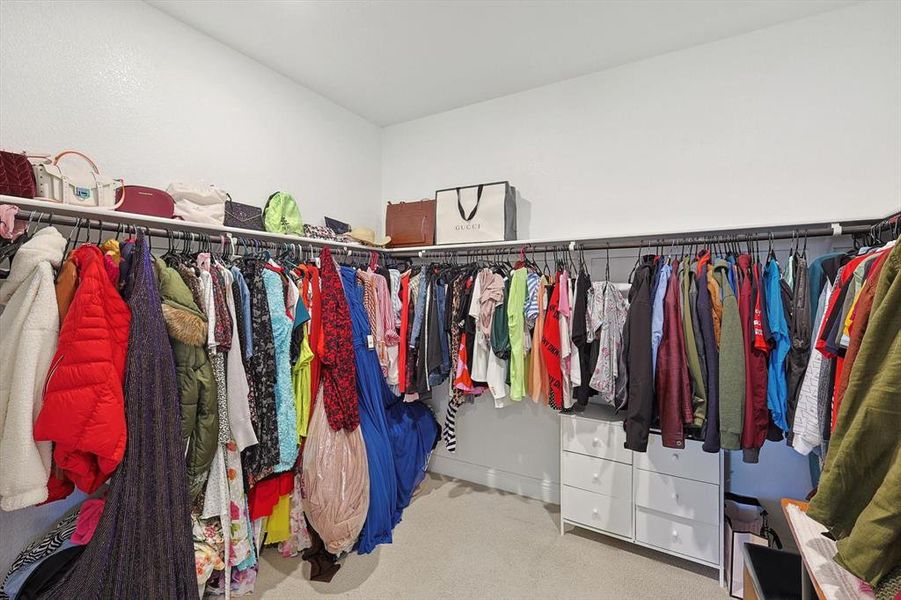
[253,474,727,599]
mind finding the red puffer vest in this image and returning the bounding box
[34,244,131,497]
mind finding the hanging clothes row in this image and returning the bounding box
[0,213,440,599]
[803,224,900,596]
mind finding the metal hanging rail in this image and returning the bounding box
[2,195,895,258]
[1,195,377,253]
[394,216,891,258]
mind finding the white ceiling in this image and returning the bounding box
[148,0,856,126]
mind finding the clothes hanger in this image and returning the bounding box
[162,230,178,263]
[604,246,611,281]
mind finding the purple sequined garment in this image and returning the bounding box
[44,234,196,599]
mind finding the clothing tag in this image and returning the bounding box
[367,334,375,350]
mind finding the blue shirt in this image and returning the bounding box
[650,262,671,378]
[764,259,791,431]
[231,266,254,359]
[410,271,429,348]
[429,281,451,386]
[727,255,737,296]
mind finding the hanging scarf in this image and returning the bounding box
[318,247,360,432]
[44,234,196,599]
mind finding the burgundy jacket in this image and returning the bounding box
[737,255,769,462]
[655,261,693,448]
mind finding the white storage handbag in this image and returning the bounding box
[166,182,228,225]
[32,151,124,209]
[435,181,516,245]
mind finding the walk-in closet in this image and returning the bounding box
[0,1,899,599]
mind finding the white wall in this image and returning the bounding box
[382,2,900,239]
[0,0,382,227]
[382,0,901,540]
[0,0,382,575]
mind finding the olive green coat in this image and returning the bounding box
[808,241,901,587]
[155,258,218,500]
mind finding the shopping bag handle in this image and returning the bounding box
[456,185,484,222]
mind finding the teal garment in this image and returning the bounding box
[507,268,528,400]
[263,268,298,472]
[293,295,310,329]
[764,259,791,431]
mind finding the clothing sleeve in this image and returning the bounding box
[0,275,56,511]
[468,274,483,319]
[186,358,219,500]
[225,289,258,452]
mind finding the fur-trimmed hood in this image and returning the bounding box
[161,303,207,347]
[154,258,208,347]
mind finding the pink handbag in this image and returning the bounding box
[115,185,175,219]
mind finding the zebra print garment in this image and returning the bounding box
[0,510,78,599]
[442,400,459,453]
[442,276,467,453]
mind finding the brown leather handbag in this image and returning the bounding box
[385,199,435,247]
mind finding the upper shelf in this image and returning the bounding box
[3,195,892,257]
[1,195,378,253]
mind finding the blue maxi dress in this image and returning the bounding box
[341,267,398,554]
[385,394,439,516]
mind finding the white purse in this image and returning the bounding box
[166,182,228,225]
[32,151,124,209]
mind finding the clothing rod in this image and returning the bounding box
[397,216,895,257]
[0,195,378,253]
[409,224,880,258]
[3,194,895,257]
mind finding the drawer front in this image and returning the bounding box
[562,485,633,538]
[562,452,632,500]
[633,470,719,526]
[633,435,718,483]
[561,416,632,464]
[635,508,719,565]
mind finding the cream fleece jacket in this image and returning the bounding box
[0,226,66,511]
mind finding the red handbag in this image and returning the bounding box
[115,185,175,218]
[0,150,37,198]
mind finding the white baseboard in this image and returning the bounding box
[428,454,560,504]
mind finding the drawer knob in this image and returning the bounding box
[672,493,679,501]
[672,530,679,539]
[592,437,600,446]
[592,508,599,516]
[593,473,600,480]
[671,454,679,462]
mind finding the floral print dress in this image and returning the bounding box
[240,259,280,486]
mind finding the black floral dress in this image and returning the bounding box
[240,259,281,486]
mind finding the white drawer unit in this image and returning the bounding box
[561,412,632,464]
[633,470,719,526]
[561,485,633,539]
[635,508,720,565]
[560,404,724,584]
[633,435,719,484]
[562,452,632,499]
